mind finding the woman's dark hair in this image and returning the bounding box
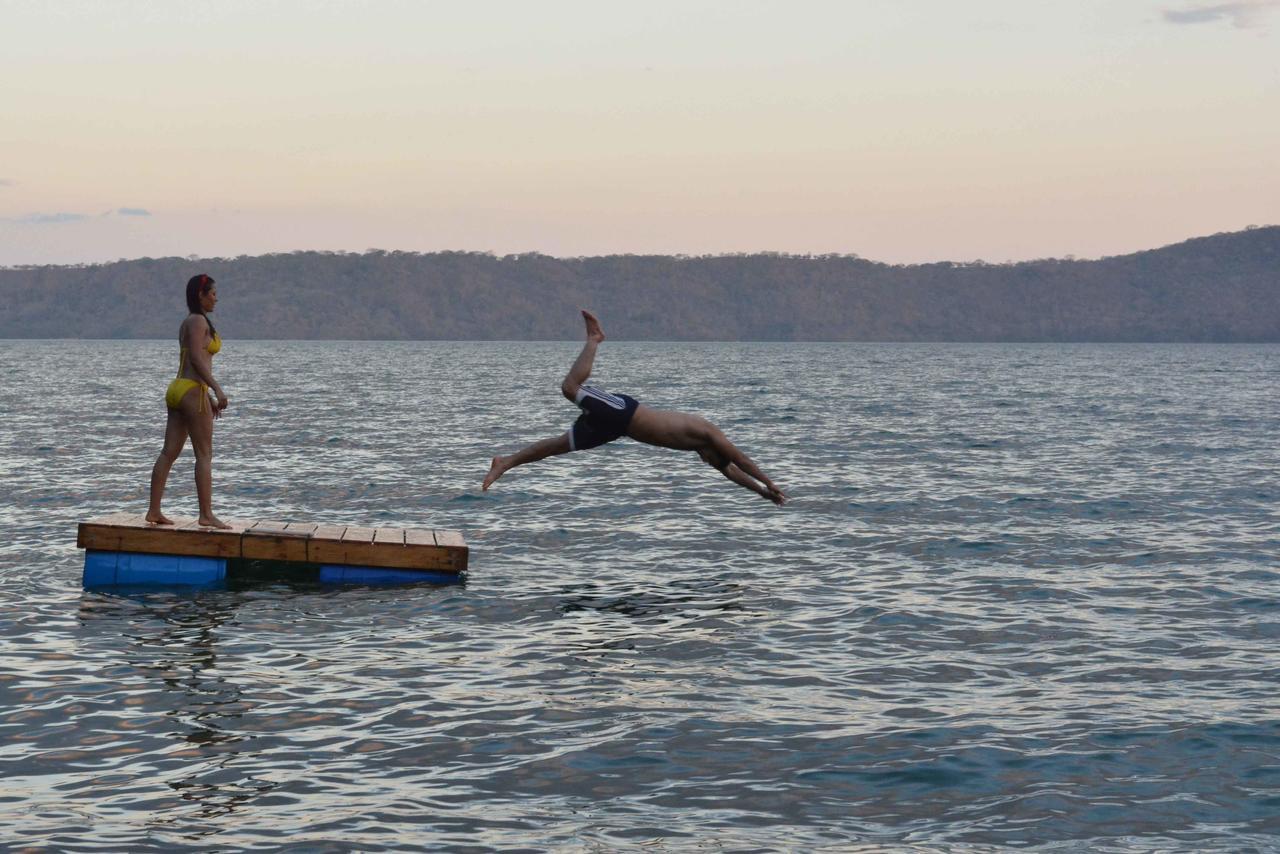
[185,273,217,338]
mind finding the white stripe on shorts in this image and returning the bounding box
[575,384,626,409]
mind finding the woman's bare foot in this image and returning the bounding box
[482,456,512,490]
[581,309,605,343]
[145,512,175,525]
[197,514,231,529]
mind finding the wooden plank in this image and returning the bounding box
[79,515,242,558]
[99,512,149,527]
[285,522,319,535]
[77,514,152,547]
[312,540,466,572]
[76,512,156,547]
[373,528,405,545]
[175,517,251,534]
[433,530,469,573]
[305,525,346,564]
[342,527,377,543]
[247,520,292,534]
[404,529,437,546]
[310,526,466,573]
[434,530,465,548]
[242,519,310,562]
[242,536,308,562]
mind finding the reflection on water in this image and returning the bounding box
[78,593,263,823]
[558,577,748,619]
[1,340,1278,849]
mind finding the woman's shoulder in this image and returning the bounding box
[180,313,211,337]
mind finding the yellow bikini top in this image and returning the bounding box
[176,328,221,378]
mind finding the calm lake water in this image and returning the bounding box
[1,339,1278,851]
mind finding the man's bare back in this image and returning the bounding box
[625,407,713,451]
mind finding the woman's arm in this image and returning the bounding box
[184,316,226,405]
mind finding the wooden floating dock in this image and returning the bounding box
[77,513,468,587]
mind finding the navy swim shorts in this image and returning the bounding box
[569,385,639,451]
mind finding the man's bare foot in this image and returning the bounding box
[197,514,231,529]
[581,309,605,343]
[145,512,175,525]
[482,456,510,491]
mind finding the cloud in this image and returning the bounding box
[1,208,153,225]
[1163,1,1279,27]
[0,179,12,187]
[15,212,89,225]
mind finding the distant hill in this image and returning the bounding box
[1,227,1277,341]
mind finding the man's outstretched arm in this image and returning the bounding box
[721,462,787,505]
[697,446,787,505]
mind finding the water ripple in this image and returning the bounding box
[1,340,1278,850]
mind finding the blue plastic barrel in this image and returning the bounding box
[83,551,227,588]
[317,565,461,585]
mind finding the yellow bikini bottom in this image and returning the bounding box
[165,378,208,411]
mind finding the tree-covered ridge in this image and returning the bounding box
[2,227,1277,341]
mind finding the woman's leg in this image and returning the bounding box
[483,434,573,490]
[146,409,188,524]
[181,391,229,528]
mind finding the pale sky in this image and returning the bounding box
[1,0,1277,266]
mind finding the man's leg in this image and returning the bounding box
[483,434,573,490]
[560,310,606,401]
[490,311,607,491]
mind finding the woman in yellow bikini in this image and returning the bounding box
[145,273,231,528]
